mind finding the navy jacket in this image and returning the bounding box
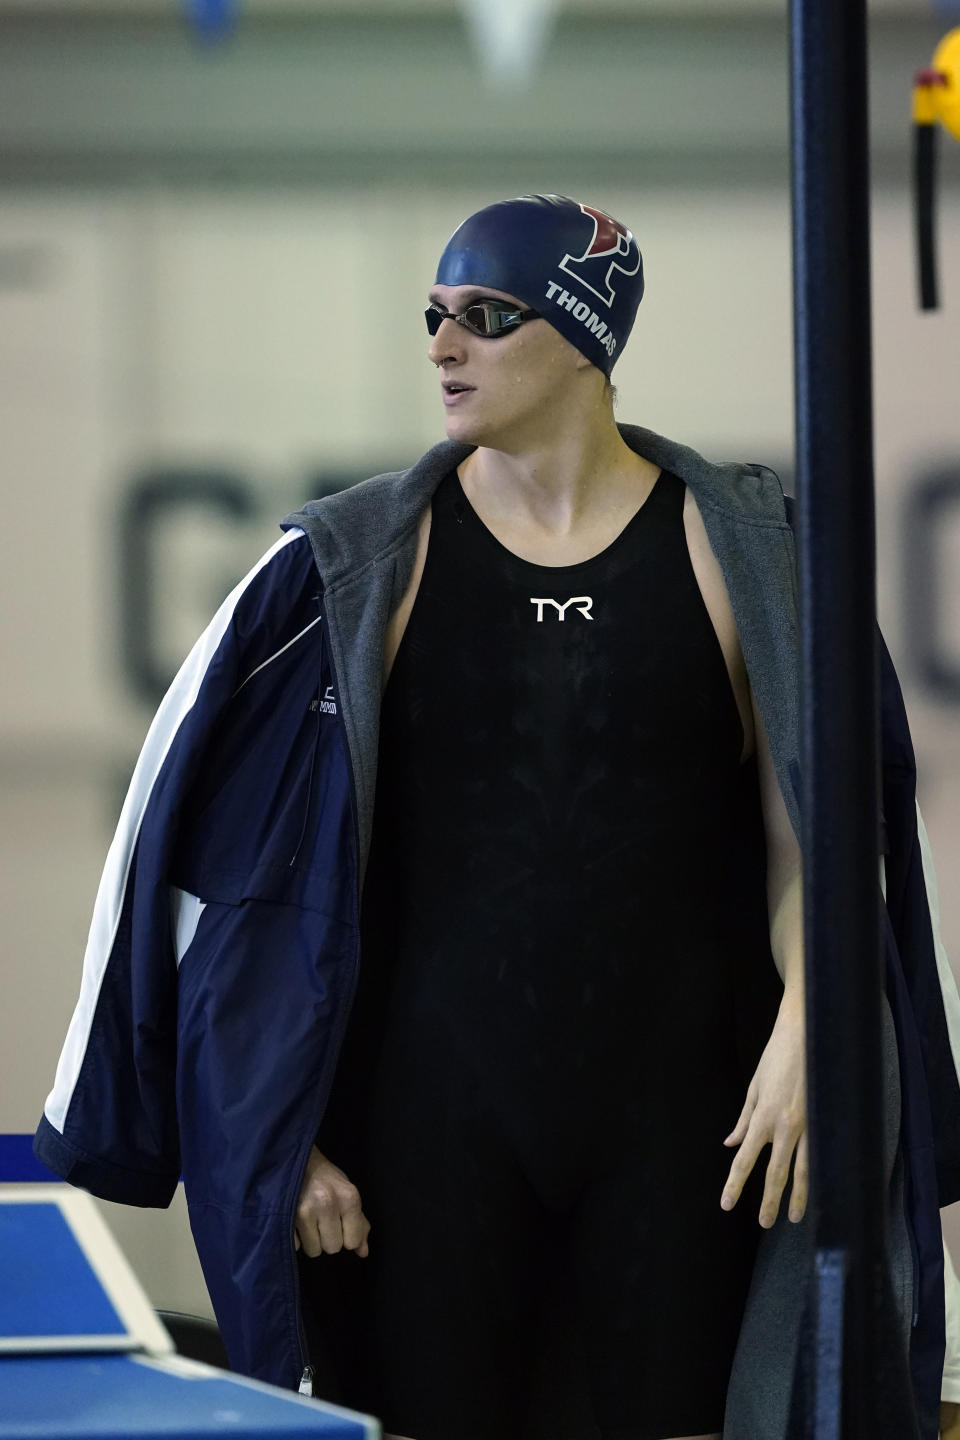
[35,426,960,1433]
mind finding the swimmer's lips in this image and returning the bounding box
[441,380,476,407]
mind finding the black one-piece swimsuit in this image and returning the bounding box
[302,467,781,1440]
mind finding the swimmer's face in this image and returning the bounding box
[427,282,592,450]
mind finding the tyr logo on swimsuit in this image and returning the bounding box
[530,597,594,622]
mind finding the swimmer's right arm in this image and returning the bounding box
[294,1145,371,1258]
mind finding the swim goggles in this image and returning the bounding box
[425,301,542,339]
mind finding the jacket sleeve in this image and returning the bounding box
[34,527,320,1206]
[878,631,960,1208]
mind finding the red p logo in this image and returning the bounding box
[558,203,641,309]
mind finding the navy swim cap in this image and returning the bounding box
[434,194,643,376]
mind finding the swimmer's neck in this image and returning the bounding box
[458,415,658,534]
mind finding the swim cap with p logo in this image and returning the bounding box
[434,194,644,377]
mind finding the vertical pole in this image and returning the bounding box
[789,2,917,1435]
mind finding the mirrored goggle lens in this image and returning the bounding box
[425,303,527,338]
[425,305,448,336]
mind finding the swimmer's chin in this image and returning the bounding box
[441,414,487,447]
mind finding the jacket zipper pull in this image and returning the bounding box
[299,1365,314,1397]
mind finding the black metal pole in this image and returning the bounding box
[914,118,939,310]
[789,2,918,1436]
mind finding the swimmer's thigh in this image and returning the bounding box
[570,1142,758,1440]
[357,1069,547,1440]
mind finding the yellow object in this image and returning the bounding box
[914,27,960,140]
[913,74,944,126]
[933,28,960,140]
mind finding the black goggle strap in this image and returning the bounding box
[425,303,541,337]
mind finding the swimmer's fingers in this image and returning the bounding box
[295,1145,371,1259]
[720,1120,767,1215]
[340,1201,372,1259]
[788,1128,809,1225]
[723,1079,758,1149]
[721,1088,806,1227]
[720,1105,803,1227]
[756,1117,805,1229]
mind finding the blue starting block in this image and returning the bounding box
[0,1185,379,1439]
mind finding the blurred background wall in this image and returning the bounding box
[1,0,959,1322]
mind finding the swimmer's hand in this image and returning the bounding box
[719,990,808,1229]
[294,1145,371,1258]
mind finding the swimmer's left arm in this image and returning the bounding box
[753,688,804,996]
[719,686,809,1229]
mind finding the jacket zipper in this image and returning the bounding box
[289,603,365,1388]
[289,698,322,868]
